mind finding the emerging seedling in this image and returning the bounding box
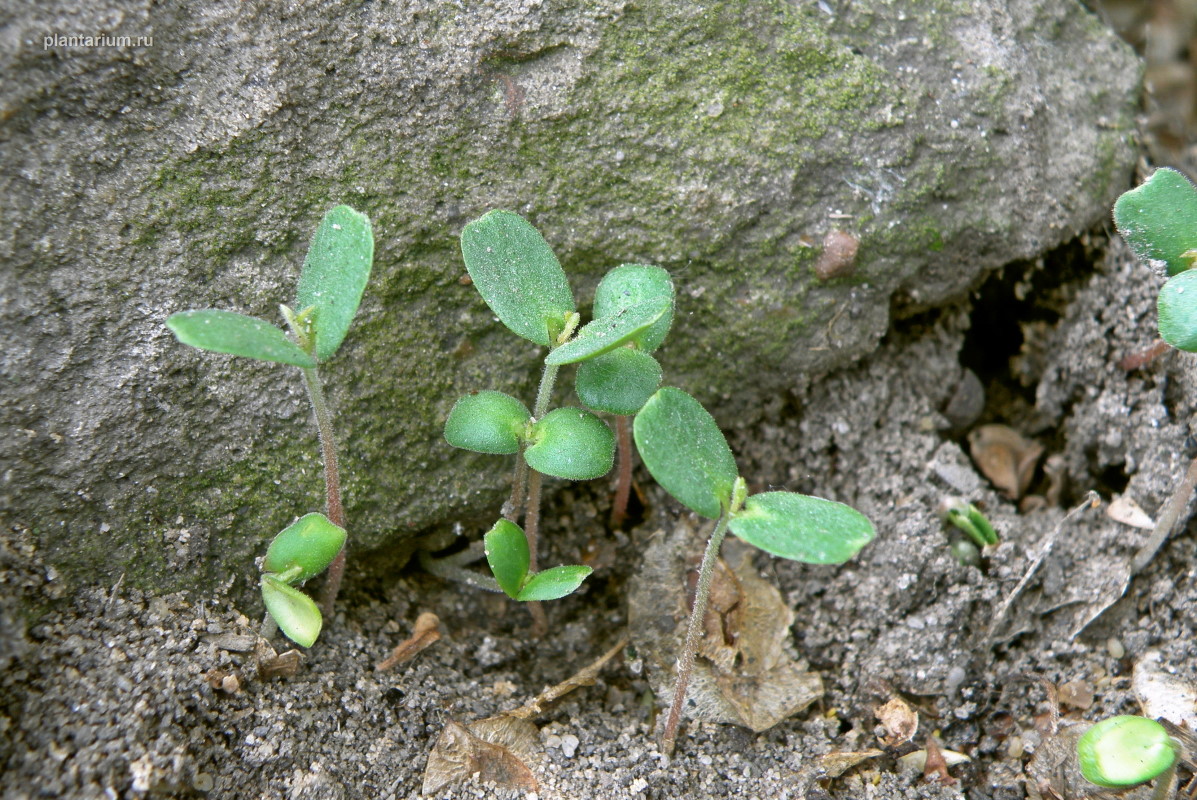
[1113,169,1197,576]
[166,205,373,646]
[441,211,671,624]
[1077,716,1178,796]
[633,387,875,755]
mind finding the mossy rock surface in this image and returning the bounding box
[1,0,1138,597]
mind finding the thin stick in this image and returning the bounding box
[302,366,347,619]
[611,415,633,529]
[507,633,629,719]
[660,510,732,757]
[986,492,1098,644]
[1131,456,1197,576]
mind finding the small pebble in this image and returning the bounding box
[1107,637,1126,659]
[560,734,579,758]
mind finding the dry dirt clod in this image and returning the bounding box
[875,696,919,747]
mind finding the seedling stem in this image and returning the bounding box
[660,492,741,757]
[300,365,347,616]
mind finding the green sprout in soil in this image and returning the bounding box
[1077,715,1178,797]
[938,497,997,566]
[633,386,875,756]
[165,205,374,647]
[438,210,672,626]
[1113,168,1197,575]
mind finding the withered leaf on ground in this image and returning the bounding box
[968,424,1043,499]
[629,519,824,733]
[875,696,919,747]
[422,717,539,795]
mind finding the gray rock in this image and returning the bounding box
[0,0,1139,595]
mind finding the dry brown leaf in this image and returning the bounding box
[422,718,539,795]
[254,640,303,680]
[968,424,1043,499]
[628,521,823,734]
[376,611,441,671]
[875,697,919,746]
[922,735,957,785]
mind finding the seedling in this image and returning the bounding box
[1077,716,1178,796]
[441,211,672,622]
[633,386,875,755]
[166,205,373,646]
[1113,169,1197,576]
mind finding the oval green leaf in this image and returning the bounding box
[1114,167,1197,277]
[263,512,347,582]
[576,349,662,416]
[525,407,614,480]
[484,519,530,600]
[261,575,323,648]
[633,387,737,519]
[295,206,374,361]
[728,492,874,564]
[166,309,316,367]
[545,299,671,366]
[444,391,532,454]
[593,264,675,353]
[460,210,576,347]
[1158,269,1197,352]
[1077,716,1176,788]
[517,565,593,602]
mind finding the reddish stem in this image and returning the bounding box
[611,415,633,528]
[302,367,346,620]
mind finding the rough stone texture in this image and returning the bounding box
[0,0,1139,596]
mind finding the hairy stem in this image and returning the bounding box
[611,415,633,528]
[660,509,732,757]
[503,447,528,523]
[418,544,502,593]
[520,357,561,636]
[302,366,346,619]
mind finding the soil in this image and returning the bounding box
[9,6,1197,799]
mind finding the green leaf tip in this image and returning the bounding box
[261,575,323,648]
[728,492,874,564]
[444,391,532,455]
[460,210,576,347]
[1158,269,1197,352]
[545,299,671,365]
[1114,167,1197,277]
[263,512,347,583]
[524,407,614,480]
[633,387,738,519]
[1077,716,1176,788]
[576,349,663,416]
[484,519,530,599]
[593,264,675,353]
[517,565,592,601]
[296,205,374,361]
[166,309,317,368]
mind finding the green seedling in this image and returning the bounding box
[484,519,592,601]
[166,205,373,646]
[1077,716,1178,795]
[442,211,670,624]
[1113,169,1197,576]
[573,265,673,528]
[939,497,997,565]
[633,386,875,755]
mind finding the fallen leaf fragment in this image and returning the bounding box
[968,424,1043,499]
[254,640,303,679]
[897,744,971,774]
[1134,650,1197,729]
[922,736,958,785]
[1107,495,1155,530]
[376,611,441,671]
[875,697,919,747]
[422,718,539,795]
[814,749,884,779]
